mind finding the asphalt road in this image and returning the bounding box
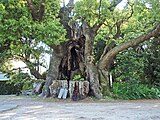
[0,95,160,120]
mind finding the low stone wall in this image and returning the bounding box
[49,80,68,98]
[69,81,89,100]
[49,80,89,100]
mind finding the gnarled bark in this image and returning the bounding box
[43,0,75,97]
[44,44,65,97]
[83,22,102,99]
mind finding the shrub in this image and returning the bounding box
[0,81,22,95]
[73,74,85,81]
[144,37,160,85]
[112,81,160,100]
[8,73,34,91]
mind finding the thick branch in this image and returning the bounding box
[99,41,116,61]
[66,0,74,7]
[92,22,104,34]
[38,0,45,21]
[26,0,38,21]
[99,24,160,70]
[24,60,43,79]
[82,22,93,59]
[59,0,74,39]
[26,0,45,21]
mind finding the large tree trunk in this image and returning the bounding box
[44,45,65,97]
[83,22,102,99]
[86,63,102,99]
[44,0,74,97]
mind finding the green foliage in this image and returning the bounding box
[8,73,34,90]
[114,49,144,82]
[0,81,22,95]
[0,0,66,45]
[74,0,160,67]
[111,37,160,100]
[0,0,160,98]
[0,0,66,75]
[35,19,66,45]
[112,81,160,100]
[74,0,100,24]
[73,74,85,81]
[112,45,160,99]
[144,37,160,86]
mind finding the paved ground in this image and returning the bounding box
[0,95,160,120]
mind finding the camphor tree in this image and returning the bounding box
[0,0,160,98]
[45,0,160,98]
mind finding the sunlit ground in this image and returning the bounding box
[0,95,160,120]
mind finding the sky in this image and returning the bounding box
[63,0,128,10]
[116,0,128,10]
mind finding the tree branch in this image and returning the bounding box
[113,3,134,39]
[92,22,104,34]
[59,0,75,39]
[99,41,116,61]
[26,0,46,21]
[99,24,160,70]
[26,0,38,21]
[23,59,43,79]
[66,0,74,7]
[38,0,45,21]
[99,3,134,62]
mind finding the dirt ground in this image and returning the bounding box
[0,95,160,120]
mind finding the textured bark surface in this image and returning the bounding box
[44,0,75,97]
[25,0,160,99]
[86,63,102,99]
[83,23,102,99]
[46,45,65,83]
[58,36,85,80]
[44,45,65,97]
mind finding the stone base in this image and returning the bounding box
[49,80,89,100]
[49,80,68,98]
[69,81,89,100]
